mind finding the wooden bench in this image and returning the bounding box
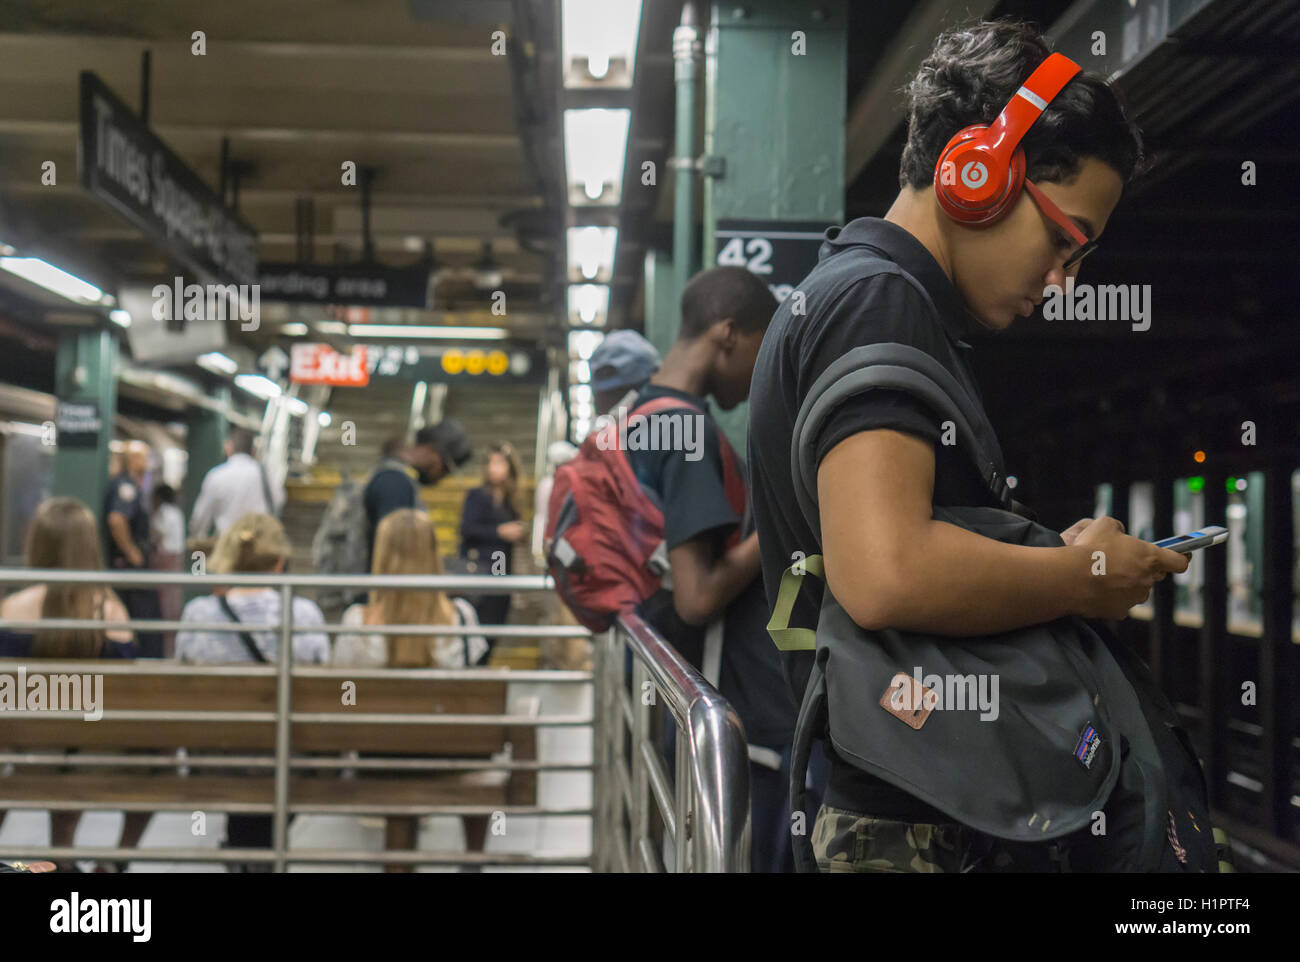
[0,661,538,870]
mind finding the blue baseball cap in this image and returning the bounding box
[589,330,661,393]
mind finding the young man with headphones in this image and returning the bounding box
[747,20,1190,871]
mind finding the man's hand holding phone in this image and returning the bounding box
[1070,516,1190,621]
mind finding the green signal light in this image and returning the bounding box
[1187,476,1205,493]
[1225,476,1237,493]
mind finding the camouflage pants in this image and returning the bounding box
[812,805,1061,873]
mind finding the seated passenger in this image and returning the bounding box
[0,496,142,871]
[334,508,487,668]
[174,512,327,869]
[0,497,135,658]
[176,513,328,664]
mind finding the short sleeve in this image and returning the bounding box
[647,415,740,550]
[175,596,214,663]
[291,599,330,664]
[104,479,140,518]
[333,604,387,668]
[797,274,951,471]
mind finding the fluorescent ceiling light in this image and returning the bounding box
[197,352,239,376]
[280,322,308,336]
[315,321,348,335]
[284,397,309,416]
[0,255,104,304]
[234,374,282,400]
[562,0,642,87]
[570,383,593,405]
[564,109,630,206]
[568,330,604,360]
[109,309,132,328]
[317,411,332,427]
[568,284,610,326]
[567,226,617,283]
[347,324,508,340]
[570,359,591,384]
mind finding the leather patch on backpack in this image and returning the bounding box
[881,672,937,730]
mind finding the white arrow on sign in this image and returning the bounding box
[260,347,290,380]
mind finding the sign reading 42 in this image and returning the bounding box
[714,220,827,305]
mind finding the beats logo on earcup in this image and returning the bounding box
[960,161,988,189]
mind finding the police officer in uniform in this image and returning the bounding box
[104,440,163,657]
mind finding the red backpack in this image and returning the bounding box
[544,395,747,632]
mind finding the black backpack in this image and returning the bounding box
[769,341,1223,873]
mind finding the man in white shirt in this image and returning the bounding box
[189,428,284,539]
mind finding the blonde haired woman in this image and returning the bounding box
[334,509,486,668]
[174,512,327,867]
[176,512,328,665]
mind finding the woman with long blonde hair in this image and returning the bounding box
[334,508,487,668]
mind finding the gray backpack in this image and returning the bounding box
[311,473,370,610]
[769,342,1219,873]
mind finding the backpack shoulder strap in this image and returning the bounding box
[216,594,270,664]
[626,395,701,418]
[624,394,749,529]
[790,341,1022,533]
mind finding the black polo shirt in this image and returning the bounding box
[747,217,1004,819]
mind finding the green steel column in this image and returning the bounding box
[185,389,230,525]
[702,0,847,453]
[642,248,679,362]
[52,328,118,525]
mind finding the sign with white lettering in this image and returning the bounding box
[78,72,258,286]
[55,401,102,448]
[289,344,370,387]
[714,219,827,303]
[258,262,434,308]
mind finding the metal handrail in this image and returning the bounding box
[0,568,595,870]
[0,569,558,590]
[0,567,755,872]
[592,613,750,873]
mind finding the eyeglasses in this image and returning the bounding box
[1023,180,1097,271]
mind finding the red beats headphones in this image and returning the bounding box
[933,52,1081,227]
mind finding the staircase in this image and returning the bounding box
[285,378,554,668]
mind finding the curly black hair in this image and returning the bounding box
[898,20,1144,189]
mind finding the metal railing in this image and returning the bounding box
[0,568,591,870]
[592,612,751,872]
[0,568,754,872]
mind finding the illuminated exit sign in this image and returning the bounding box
[290,343,369,386]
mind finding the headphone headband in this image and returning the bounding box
[983,53,1081,167]
[933,51,1083,227]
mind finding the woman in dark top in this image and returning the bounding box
[458,442,525,643]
